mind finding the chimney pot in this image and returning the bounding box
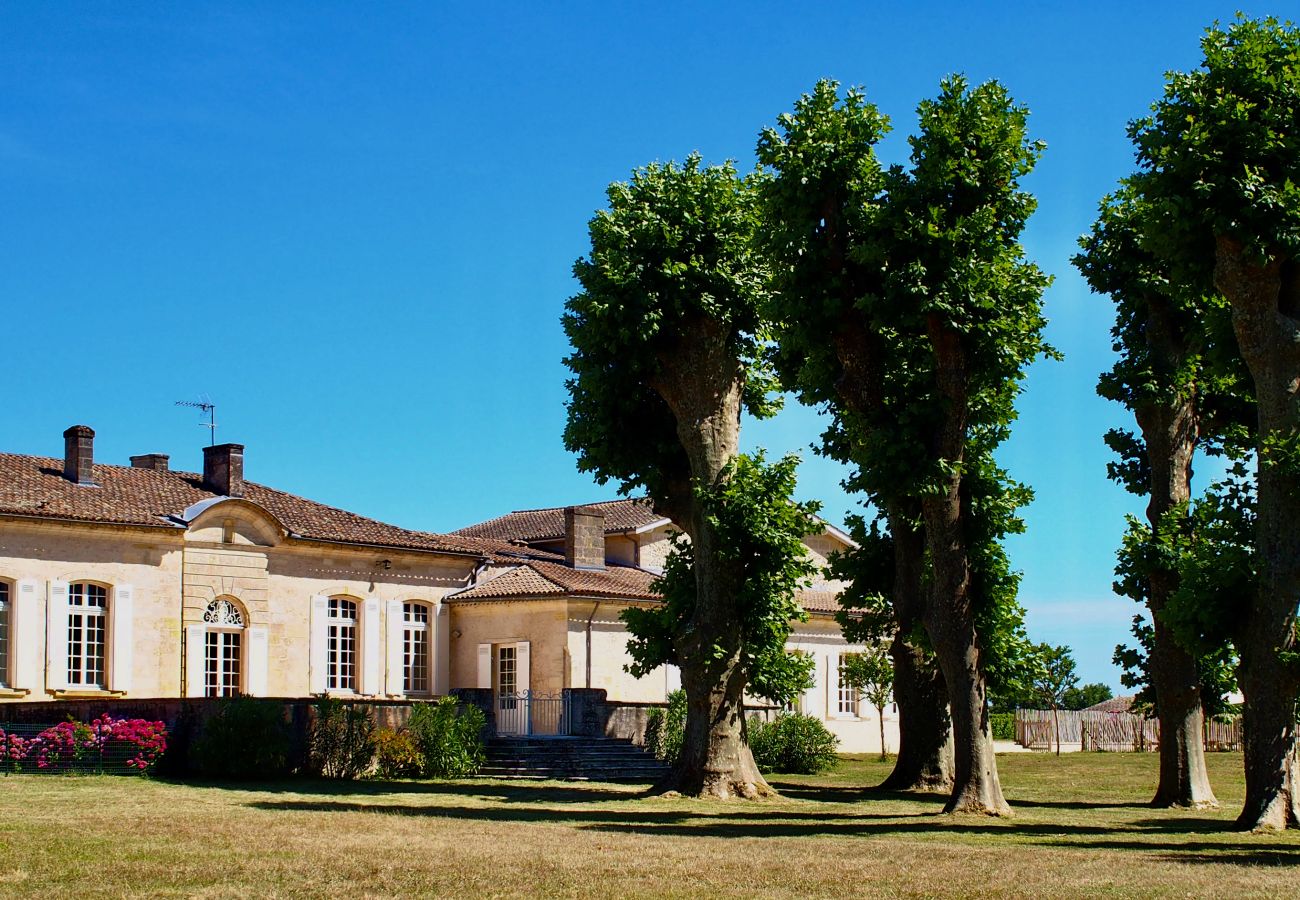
[564,505,606,570]
[62,425,96,485]
[203,443,245,497]
[130,454,170,472]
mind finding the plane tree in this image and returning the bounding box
[758,81,955,792]
[563,155,815,799]
[1074,186,1248,807]
[760,77,1053,815]
[1127,15,1300,831]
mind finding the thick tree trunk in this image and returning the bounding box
[649,317,771,799]
[1148,617,1218,807]
[930,618,1009,816]
[879,632,954,791]
[1214,237,1300,831]
[878,506,954,791]
[921,319,1010,816]
[665,637,771,799]
[1134,380,1218,808]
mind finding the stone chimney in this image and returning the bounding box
[63,425,96,485]
[203,443,245,497]
[564,505,606,571]
[130,454,170,472]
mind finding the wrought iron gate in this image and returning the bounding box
[495,690,570,736]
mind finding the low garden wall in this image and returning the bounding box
[0,696,426,775]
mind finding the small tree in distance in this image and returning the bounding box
[841,650,895,761]
[1032,644,1080,756]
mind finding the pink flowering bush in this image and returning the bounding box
[0,715,167,774]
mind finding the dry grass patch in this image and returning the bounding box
[1,752,1297,898]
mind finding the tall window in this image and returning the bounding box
[67,583,107,688]
[327,597,357,692]
[203,599,245,697]
[837,655,859,716]
[497,645,517,709]
[403,602,431,695]
[0,581,9,689]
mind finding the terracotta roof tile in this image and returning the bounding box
[0,452,490,557]
[796,590,842,614]
[449,560,661,602]
[451,497,666,542]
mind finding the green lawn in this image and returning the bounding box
[1,752,1297,898]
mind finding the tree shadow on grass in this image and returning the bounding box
[244,798,1300,863]
[168,777,641,805]
[766,781,949,807]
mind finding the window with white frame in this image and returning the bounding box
[67,583,108,688]
[497,645,517,709]
[0,580,9,689]
[403,602,431,695]
[203,599,245,697]
[837,655,860,716]
[327,597,357,692]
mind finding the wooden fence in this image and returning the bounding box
[1014,709,1242,752]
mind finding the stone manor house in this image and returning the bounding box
[0,425,898,753]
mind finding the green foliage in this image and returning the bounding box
[1030,644,1079,711]
[191,698,292,779]
[309,697,376,780]
[760,77,1050,708]
[747,713,840,775]
[644,689,687,764]
[989,712,1016,741]
[562,153,775,503]
[621,451,819,706]
[1063,683,1114,711]
[408,698,486,778]
[839,648,893,715]
[1110,475,1246,716]
[1132,15,1300,263]
[373,727,424,780]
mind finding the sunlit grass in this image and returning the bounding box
[1,752,1296,898]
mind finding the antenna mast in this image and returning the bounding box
[175,397,217,446]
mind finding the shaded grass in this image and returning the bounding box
[1,752,1298,898]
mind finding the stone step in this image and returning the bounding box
[480,736,666,781]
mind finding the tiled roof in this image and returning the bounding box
[796,590,841,614]
[449,559,661,602]
[451,497,666,542]
[451,562,842,616]
[0,452,493,557]
[1083,696,1135,714]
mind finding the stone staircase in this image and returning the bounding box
[481,736,669,781]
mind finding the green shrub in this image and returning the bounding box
[191,698,292,779]
[990,712,1016,741]
[747,713,839,775]
[374,727,424,779]
[645,689,686,763]
[408,698,485,778]
[309,697,377,780]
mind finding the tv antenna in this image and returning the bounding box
[176,396,217,446]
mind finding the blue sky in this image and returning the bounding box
[0,2,1266,688]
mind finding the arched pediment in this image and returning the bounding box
[183,498,286,547]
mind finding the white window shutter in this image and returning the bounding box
[309,595,329,694]
[827,653,841,718]
[185,624,206,697]
[12,579,41,690]
[476,643,491,689]
[361,598,380,695]
[434,604,450,695]
[516,640,530,693]
[385,600,404,695]
[45,581,68,692]
[246,626,269,697]
[109,584,133,693]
